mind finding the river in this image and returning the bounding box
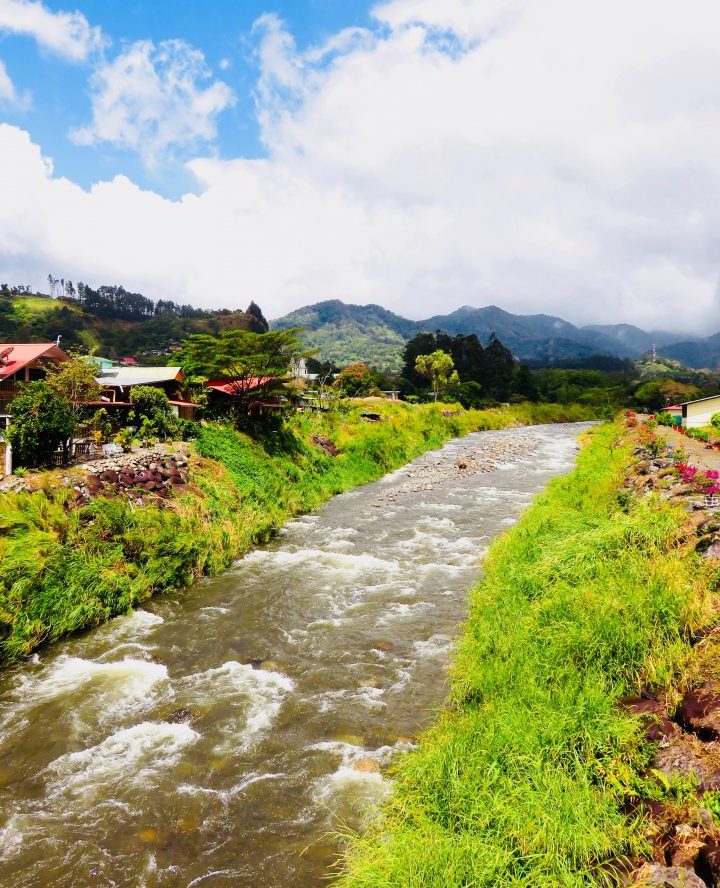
[0,423,588,888]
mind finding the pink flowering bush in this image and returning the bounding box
[676,464,720,495]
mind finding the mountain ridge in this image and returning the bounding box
[272,299,711,370]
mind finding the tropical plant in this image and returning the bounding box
[114,427,135,453]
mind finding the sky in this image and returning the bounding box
[0,0,718,330]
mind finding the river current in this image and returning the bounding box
[0,423,588,887]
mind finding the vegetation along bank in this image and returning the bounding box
[0,400,591,666]
[337,418,720,887]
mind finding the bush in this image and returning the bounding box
[656,411,675,427]
[7,382,75,468]
[129,386,179,440]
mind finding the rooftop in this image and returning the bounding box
[0,343,69,379]
[97,367,183,387]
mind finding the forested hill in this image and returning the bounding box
[272,299,707,370]
[0,286,268,363]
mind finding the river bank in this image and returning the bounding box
[0,421,589,887]
[337,420,720,888]
[0,400,592,666]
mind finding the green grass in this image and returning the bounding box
[0,400,595,664]
[336,422,714,887]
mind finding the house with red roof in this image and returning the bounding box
[0,343,70,415]
[0,342,70,475]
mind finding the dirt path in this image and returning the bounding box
[663,426,720,473]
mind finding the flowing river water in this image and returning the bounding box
[0,423,588,888]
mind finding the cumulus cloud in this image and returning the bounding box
[2,0,720,331]
[70,39,235,167]
[0,0,103,62]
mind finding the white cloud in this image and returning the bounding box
[3,0,720,332]
[70,39,235,167]
[0,0,103,62]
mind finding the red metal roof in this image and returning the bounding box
[205,377,274,396]
[0,343,69,379]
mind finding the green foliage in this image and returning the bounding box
[129,385,178,440]
[415,350,460,402]
[113,427,135,452]
[43,351,101,414]
[656,411,675,427]
[338,423,710,888]
[711,412,720,432]
[7,382,75,468]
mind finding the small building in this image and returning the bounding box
[0,342,70,414]
[679,394,720,429]
[87,355,115,371]
[665,405,683,426]
[0,342,71,475]
[95,366,199,420]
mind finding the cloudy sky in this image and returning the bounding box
[0,0,717,329]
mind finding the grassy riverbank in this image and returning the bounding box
[0,400,592,665]
[337,421,715,887]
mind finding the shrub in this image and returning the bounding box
[129,386,179,440]
[656,411,674,427]
[7,381,75,468]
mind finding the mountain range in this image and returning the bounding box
[272,300,708,371]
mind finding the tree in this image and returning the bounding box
[483,334,516,401]
[513,364,539,402]
[44,352,102,419]
[246,301,269,333]
[180,328,310,414]
[7,382,75,468]
[334,362,375,397]
[415,350,459,401]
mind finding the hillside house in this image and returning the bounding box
[0,342,70,475]
[94,366,198,420]
[679,394,720,428]
[0,343,70,415]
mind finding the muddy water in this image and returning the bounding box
[0,424,588,888]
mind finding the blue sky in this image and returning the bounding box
[0,0,373,194]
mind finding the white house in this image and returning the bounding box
[679,394,720,428]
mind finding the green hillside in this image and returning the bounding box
[0,290,265,362]
[272,299,416,371]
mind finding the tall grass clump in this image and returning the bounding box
[337,422,712,888]
[0,400,595,664]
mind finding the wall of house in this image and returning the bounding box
[683,399,720,428]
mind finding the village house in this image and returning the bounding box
[94,366,199,420]
[679,394,720,428]
[0,342,70,474]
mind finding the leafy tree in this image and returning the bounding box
[456,380,485,409]
[7,382,75,468]
[415,350,460,401]
[44,352,102,419]
[512,364,539,402]
[483,334,516,401]
[246,301,270,333]
[129,386,178,440]
[180,328,310,414]
[335,363,375,397]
